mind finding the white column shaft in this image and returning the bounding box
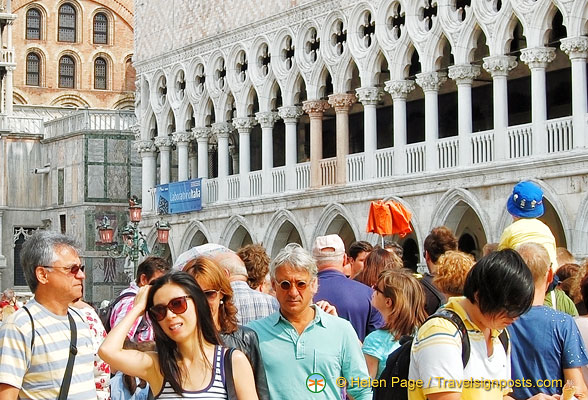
[424,91,439,171]
[393,98,407,175]
[197,141,208,178]
[5,69,12,114]
[177,142,189,181]
[571,59,587,148]
[284,121,297,190]
[364,104,377,180]
[493,75,509,160]
[262,126,273,194]
[218,136,229,179]
[159,148,170,184]
[457,83,472,166]
[239,130,251,197]
[142,153,156,212]
[531,68,548,155]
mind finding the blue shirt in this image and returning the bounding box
[314,269,384,341]
[362,329,400,378]
[231,281,279,325]
[508,305,588,399]
[248,305,372,400]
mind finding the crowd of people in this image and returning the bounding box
[0,180,587,400]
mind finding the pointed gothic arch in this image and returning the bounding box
[263,209,307,257]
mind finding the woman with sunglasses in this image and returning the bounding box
[363,269,427,379]
[99,271,258,399]
[183,257,270,400]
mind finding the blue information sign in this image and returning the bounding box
[156,178,202,214]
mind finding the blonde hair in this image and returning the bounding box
[377,269,427,340]
[434,251,475,297]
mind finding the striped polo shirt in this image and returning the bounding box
[0,298,96,399]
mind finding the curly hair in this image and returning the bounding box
[424,226,458,263]
[433,251,475,297]
[237,243,270,290]
[184,256,239,334]
[376,269,427,340]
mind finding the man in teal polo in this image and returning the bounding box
[248,243,372,399]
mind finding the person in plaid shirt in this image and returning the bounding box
[110,257,170,342]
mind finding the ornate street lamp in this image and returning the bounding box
[97,196,171,277]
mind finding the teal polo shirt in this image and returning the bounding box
[248,305,372,400]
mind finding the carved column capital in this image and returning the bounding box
[135,140,157,154]
[172,131,191,144]
[255,111,280,128]
[278,106,303,123]
[154,136,173,149]
[384,79,416,100]
[233,117,257,131]
[192,127,211,142]
[328,93,357,112]
[302,99,330,116]
[356,87,383,105]
[415,71,447,92]
[483,55,517,77]
[448,64,481,85]
[520,47,556,69]
[561,37,588,60]
[212,122,234,140]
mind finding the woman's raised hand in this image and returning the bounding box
[133,285,151,313]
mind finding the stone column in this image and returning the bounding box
[188,142,198,179]
[561,37,588,149]
[136,140,157,212]
[356,87,382,180]
[483,55,517,160]
[5,66,14,115]
[154,136,172,184]
[172,131,191,181]
[385,79,415,175]
[520,47,556,155]
[302,100,330,187]
[233,117,256,197]
[278,106,303,191]
[213,122,233,201]
[192,127,211,179]
[448,64,480,166]
[416,71,447,171]
[255,111,280,194]
[328,93,356,185]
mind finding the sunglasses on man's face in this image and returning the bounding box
[149,295,191,321]
[43,264,85,275]
[276,279,309,291]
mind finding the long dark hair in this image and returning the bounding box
[146,271,220,394]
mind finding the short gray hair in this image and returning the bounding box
[270,243,318,280]
[213,252,249,277]
[20,231,80,293]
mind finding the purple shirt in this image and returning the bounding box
[314,269,384,341]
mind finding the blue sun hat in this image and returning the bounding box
[507,181,544,218]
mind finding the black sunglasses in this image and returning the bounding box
[43,264,85,275]
[276,279,308,291]
[149,295,191,321]
[371,284,385,295]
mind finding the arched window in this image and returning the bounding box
[58,3,76,42]
[26,53,40,86]
[94,57,107,89]
[26,8,41,40]
[93,13,108,44]
[59,56,75,88]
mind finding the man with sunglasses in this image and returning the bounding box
[0,231,96,399]
[248,243,372,400]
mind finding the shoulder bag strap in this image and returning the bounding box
[57,310,78,400]
[22,306,35,351]
[428,308,471,367]
[223,347,237,399]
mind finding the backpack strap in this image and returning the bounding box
[22,306,35,351]
[498,328,509,354]
[427,308,471,367]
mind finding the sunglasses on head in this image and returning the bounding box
[149,295,191,321]
[276,279,308,291]
[43,264,85,275]
[371,284,385,295]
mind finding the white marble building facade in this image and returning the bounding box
[133,0,588,265]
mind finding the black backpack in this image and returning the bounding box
[100,291,137,333]
[373,308,509,400]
